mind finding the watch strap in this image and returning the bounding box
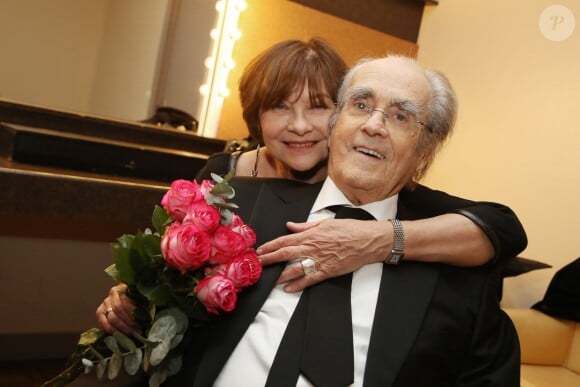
[385,219,404,265]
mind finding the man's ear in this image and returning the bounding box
[417,153,428,171]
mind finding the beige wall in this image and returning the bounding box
[417,0,580,307]
[216,0,417,140]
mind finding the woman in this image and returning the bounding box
[98,38,526,333]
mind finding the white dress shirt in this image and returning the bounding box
[214,177,398,386]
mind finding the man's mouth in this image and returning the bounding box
[355,146,385,159]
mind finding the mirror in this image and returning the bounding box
[0,0,226,134]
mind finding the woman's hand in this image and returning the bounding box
[257,219,391,292]
[95,284,140,335]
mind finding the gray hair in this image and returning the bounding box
[329,55,457,183]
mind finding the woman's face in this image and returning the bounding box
[259,82,334,180]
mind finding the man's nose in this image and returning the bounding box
[363,110,388,137]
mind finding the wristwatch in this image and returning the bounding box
[385,219,404,265]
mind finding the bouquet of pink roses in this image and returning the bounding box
[43,172,261,387]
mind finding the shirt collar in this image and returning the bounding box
[311,177,398,221]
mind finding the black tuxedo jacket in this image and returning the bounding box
[164,178,520,387]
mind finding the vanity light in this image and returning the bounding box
[197,0,246,137]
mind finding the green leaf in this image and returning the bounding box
[112,246,135,285]
[123,348,143,376]
[137,283,172,306]
[142,233,162,257]
[104,264,120,282]
[152,205,172,235]
[116,234,135,248]
[78,328,105,346]
[107,353,122,380]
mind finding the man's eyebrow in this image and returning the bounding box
[346,86,374,101]
[392,98,422,116]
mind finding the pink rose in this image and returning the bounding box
[161,180,205,221]
[229,223,256,248]
[229,214,244,228]
[195,275,237,314]
[161,222,211,272]
[217,251,262,290]
[209,226,247,265]
[199,179,215,197]
[183,202,221,232]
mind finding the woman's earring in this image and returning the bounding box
[251,143,260,177]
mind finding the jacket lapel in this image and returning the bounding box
[362,203,440,387]
[193,178,322,387]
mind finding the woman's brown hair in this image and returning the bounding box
[239,38,347,143]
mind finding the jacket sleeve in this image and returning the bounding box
[195,152,232,182]
[399,184,527,261]
[456,267,521,387]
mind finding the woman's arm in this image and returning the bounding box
[195,152,232,181]
[258,184,527,292]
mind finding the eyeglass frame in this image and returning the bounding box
[336,89,433,134]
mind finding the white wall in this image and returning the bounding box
[88,0,171,120]
[0,0,108,112]
[417,0,580,307]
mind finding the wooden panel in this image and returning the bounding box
[289,0,425,42]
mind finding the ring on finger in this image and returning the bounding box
[105,307,113,317]
[300,258,317,276]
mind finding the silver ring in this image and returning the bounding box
[105,307,113,317]
[300,258,317,276]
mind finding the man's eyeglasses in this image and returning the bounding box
[344,101,431,135]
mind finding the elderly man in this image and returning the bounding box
[162,55,520,387]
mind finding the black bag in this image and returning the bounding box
[532,257,580,322]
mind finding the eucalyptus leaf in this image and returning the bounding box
[149,338,171,366]
[167,355,183,376]
[210,172,224,183]
[220,209,233,225]
[124,349,143,376]
[113,331,137,352]
[107,353,122,380]
[96,359,108,380]
[104,336,121,355]
[148,368,168,387]
[148,315,177,342]
[169,333,184,350]
[156,307,188,335]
